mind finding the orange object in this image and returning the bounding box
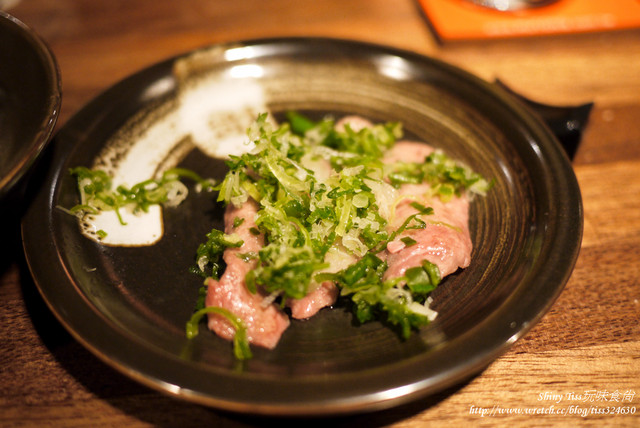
[417,0,640,41]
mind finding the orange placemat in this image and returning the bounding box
[417,0,640,41]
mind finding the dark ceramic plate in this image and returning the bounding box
[0,11,61,200]
[22,38,582,416]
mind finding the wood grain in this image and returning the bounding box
[1,0,639,426]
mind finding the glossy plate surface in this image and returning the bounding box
[0,11,61,200]
[22,38,582,416]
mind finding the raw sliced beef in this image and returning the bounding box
[205,199,290,349]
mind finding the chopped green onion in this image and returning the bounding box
[400,236,417,247]
[192,229,244,279]
[186,306,252,360]
[67,166,216,224]
[188,112,490,357]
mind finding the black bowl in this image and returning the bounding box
[0,11,61,200]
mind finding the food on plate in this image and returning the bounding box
[187,112,491,359]
[67,112,490,360]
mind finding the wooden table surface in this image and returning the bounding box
[2,0,639,426]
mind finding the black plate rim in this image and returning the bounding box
[21,37,583,416]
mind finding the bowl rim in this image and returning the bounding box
[0,10,62,199]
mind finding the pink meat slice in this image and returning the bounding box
[383,140,434,164]
[205,199,290,349]
[335,115,373,132]
[381,141,473,280]
[287,283,338,319]
[383,190,472,279]
[287,247,357,319]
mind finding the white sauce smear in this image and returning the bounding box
[80,70,267,246]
